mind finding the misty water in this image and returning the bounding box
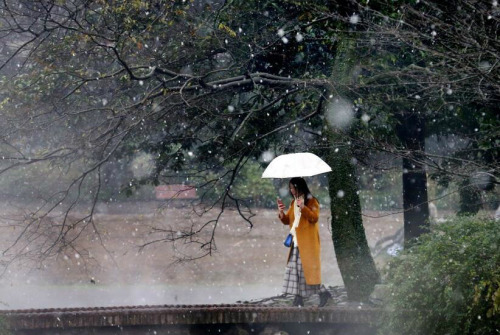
[0,201,408,310]
[0,284,280,309]
[0,204,356,310]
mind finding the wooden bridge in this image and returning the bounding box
[1,304,381,334]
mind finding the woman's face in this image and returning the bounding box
[289,183,298,198]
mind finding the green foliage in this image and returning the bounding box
[232,160,276,207]
[0,315,9,335]
[380,216,500,335]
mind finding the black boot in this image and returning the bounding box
[292,295,304,307]
[318,290,332,307]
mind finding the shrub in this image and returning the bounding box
[0,316,9,335]
[380,216,499,335]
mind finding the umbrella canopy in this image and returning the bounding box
[261,152,332,178]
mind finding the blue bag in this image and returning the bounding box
[283,233,293,247]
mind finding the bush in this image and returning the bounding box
[380,216,499,335]
[0,316,9,335]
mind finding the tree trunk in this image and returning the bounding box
[323,36,379,301]
[326,131,380,301]
[457,179,482,216]
[396,111,430,246]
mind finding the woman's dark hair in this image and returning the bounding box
[289,177,313,199]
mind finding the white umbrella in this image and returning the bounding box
[261,152,332,178]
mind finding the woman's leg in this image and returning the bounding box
[283,247,322,306]
[293,247,330,307]
[318,286,332,307]
[282,247,304,306]
[295,247,320,298]
[282,247,299,295]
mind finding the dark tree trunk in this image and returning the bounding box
[325,131,380,301]
[396,111,430,246]
[322,36,380,301]
[458,179,482,216]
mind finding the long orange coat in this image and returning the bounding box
[279,197,321,285]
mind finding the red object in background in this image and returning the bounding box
[155,185,197,200]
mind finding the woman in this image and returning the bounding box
[278,177,331,307]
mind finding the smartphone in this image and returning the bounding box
[277,197,285,210]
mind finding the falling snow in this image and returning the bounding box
[325,97,355,130]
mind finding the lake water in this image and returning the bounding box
[0,284,281,309]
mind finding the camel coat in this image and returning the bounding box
[280,197,321,285]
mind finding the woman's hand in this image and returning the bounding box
[277,198,285,217]
[296,196,304,209]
